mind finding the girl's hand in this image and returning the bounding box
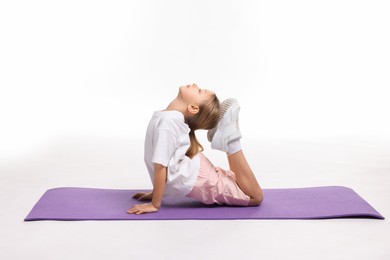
[127,203,159,215]
[132,192,153,201]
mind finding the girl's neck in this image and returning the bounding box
[165,97,187,117]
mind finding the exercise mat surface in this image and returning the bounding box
[24,186,384,221]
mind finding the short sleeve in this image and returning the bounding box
[151,129,178,167]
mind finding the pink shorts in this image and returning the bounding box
[186,153,250,206]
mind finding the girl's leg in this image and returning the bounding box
[227,149,263,206]
[208,98,263,206]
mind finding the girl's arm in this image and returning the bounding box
[151,163,167,208]
[127,163,167,215]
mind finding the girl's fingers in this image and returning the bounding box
[132,207,143,215]
[133,192,152,201]
[132,193,144,199]
[128,209,140,214]
[127,203,157,215]
[127,205,140,214]
[140,195,148,201]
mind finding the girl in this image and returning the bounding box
[127,83,263,215]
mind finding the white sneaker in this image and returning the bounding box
[208,98,242,152]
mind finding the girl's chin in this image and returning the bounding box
[178,86,184,95]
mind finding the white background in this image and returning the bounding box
[1,0,389,159]
[1,1,390,259]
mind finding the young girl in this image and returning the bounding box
[127,83,263,215]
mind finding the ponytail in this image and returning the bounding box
[185,130,204,159]
[185,94,220,159]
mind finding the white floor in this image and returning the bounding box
[1,134,389,260]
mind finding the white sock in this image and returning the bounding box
[227,139,242,155]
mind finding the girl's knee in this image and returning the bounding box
[249,190,263,206]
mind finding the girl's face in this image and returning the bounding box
[179,83,215,106]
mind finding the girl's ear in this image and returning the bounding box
[187,104,199,115]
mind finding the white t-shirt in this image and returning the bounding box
[144,110,200,196]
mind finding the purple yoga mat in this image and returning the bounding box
[24,186,384,221]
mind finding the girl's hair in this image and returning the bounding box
[185,94,220,159]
